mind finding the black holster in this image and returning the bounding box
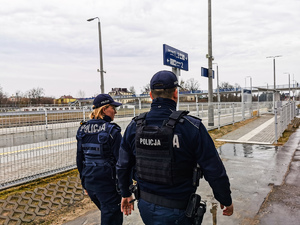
[185,193,206,225]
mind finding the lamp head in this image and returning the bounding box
[87,17,99,22]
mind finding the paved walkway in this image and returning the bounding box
[63,115,300,225]
[217,114,276,144]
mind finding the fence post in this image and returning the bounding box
[278,104,281,135]
[284,104,287,132]
[232,102,235,125]
[218,102,221,130]
[292,102,294,118]
[83,107,85,121]
[45,108,48,140]
[280,106,283,137]
[139,98,142,110]
[241,88,245,120]
[274,107,278,144]
[196,95,199,117]
[242,102,245,121]
[290,102,292,122]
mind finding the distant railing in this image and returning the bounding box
[0,101,297,190]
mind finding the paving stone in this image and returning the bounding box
[0,175,84,224]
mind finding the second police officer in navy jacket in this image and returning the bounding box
[116,70,233,225]
[76,94,123,225]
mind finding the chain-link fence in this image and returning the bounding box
[0,101,296,190]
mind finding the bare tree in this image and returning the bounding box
[14,90,22,106]
[179,80,188,91]
[141,83,150,94]
[129,86,136,95]
[0,85,4,102]
[220,82,234,90]
[0,85,8,105]
[77,90,86,98]
[234,83,241,97]
[219,82,241,102]
[234,83,241,89]
[27,87,44,104]
[183,78,200,92]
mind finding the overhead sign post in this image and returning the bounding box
[163,44,189,110]
[163,44,189,71]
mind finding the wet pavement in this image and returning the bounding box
[64,115,300,225]
[216,114,276,145]
[256,127,300,225]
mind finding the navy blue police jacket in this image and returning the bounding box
[116,98,232,207]
[76,115,122,192]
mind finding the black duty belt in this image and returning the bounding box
[140,190,188,210]
[83,158,110,166]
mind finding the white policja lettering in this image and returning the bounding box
[140,138,161,146]
[173,134,180,148]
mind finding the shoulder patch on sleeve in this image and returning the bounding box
[128,119,137,128]
[110,122,121,131]
[183,115,202,129]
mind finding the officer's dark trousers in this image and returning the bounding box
[138,199,192,225]
[87,189,123,225]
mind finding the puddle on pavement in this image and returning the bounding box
[217,143,280,159]
[202,143,285,224]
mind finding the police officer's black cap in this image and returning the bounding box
[150,70,182,90]
[92,94,122,109]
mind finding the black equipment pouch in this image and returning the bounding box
[185,193,206,225]
[129,183,140,200]
[192,166,203,187]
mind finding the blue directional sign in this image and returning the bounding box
[243,89,252,94]
[201,67,215,79]
[163,44,189,71]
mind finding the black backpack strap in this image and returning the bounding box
[134,112,148,126]
[166,110,189,128]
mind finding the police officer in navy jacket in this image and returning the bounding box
[116,71,233,224]
[76,94,123,225]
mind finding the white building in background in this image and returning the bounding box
[108,88,135,104]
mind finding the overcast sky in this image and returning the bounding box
[1,0,299,98]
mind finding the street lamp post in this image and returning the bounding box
[266,55,282,111]
[213,63,220,103]
[213,63,220,129]
[264,82,269,101]
[284,73,291,101]
[207,0,214,126]
[87,17,105,94]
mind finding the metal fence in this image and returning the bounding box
[275,101,297,143]
[0,101,297,190]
